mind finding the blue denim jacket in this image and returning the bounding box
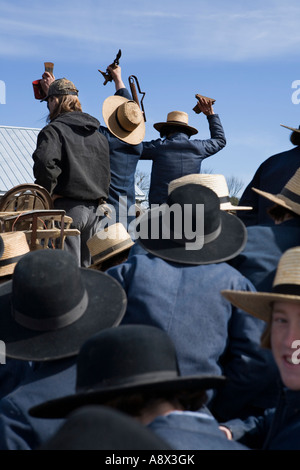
[141,114,226,206]
[107,253,278,420]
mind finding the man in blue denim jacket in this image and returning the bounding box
[140,99,226,207]
[107,182,278,421]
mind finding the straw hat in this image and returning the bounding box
[153,111,198,136]
[0,231,30,277]
[87,223,134,268]
[280,124,300,134]
[221,246,300,323]
[102,96,145,145]
[168,174,252,211]
[252,167,300,216]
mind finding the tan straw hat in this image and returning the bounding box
[153,111,198,136]
[87,223,134,268]
[221,246,300,323]
[102,96,145,145]
[168,174,252,211]
[0,231,30,277]
[252,167,300,216]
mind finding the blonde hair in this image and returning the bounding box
[48,95,82,122]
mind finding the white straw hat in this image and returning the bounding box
[0,231,30,277]
[87,223,134,268]
[168,174,252,211]
[252,167,300,216]
[222,246,300,322]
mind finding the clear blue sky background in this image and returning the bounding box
[1,0,300,195]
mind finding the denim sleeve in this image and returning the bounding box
[194,114,226,158]
[115,87,132,100]
[222,408,275,449]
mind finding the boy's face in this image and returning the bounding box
[271,301,300,390]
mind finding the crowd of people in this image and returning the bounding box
[0,62,300,450]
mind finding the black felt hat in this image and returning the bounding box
[0,249,127,361]
[136,184,247,265]
[29,324,225,418]
[38,405,171,450]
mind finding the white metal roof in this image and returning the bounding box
[0,125,40,193]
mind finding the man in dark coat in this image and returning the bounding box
[0,249,126,450]
[33,77,110,267]
[29,324,249,450]
[237,124,300,226]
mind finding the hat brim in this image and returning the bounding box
[221,289,300,323]
[29,374,226,419]
[153,121,198,136]
[0,269,127,361]
[221,202,253,211]
[102,96,145,145]
[252,187,300,216]
[280,124,300,134]
[135,207,247,265]
[90,239,134,268]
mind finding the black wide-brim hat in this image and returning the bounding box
[0,250,127,361]
[29,371,225,419]
[29,324,226,419]
[136,184,247,265]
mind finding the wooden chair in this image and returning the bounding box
[2,210,80,251]
[0,184,54,212]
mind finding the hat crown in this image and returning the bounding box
[167,183,221,238]
[12,250,86,329]
[76,325,180,392]
[167,111,189,125]
[48,78,78,97]
[117,101,143,131]
[87,223,133,264]
[273,247,300,291]
[169,174,228,198]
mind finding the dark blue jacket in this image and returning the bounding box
[107,253,278,421]
[141,114,226,206]
[99,88,143,229]
[225,387,300,450]
[0,358,76,450]
[148,410,249,450]
[237,146,300,226]
[229,219,300,292]
[0,359,33,400]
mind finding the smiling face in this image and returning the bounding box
[271,301,300,390]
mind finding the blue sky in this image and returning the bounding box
[1,0,300,194]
